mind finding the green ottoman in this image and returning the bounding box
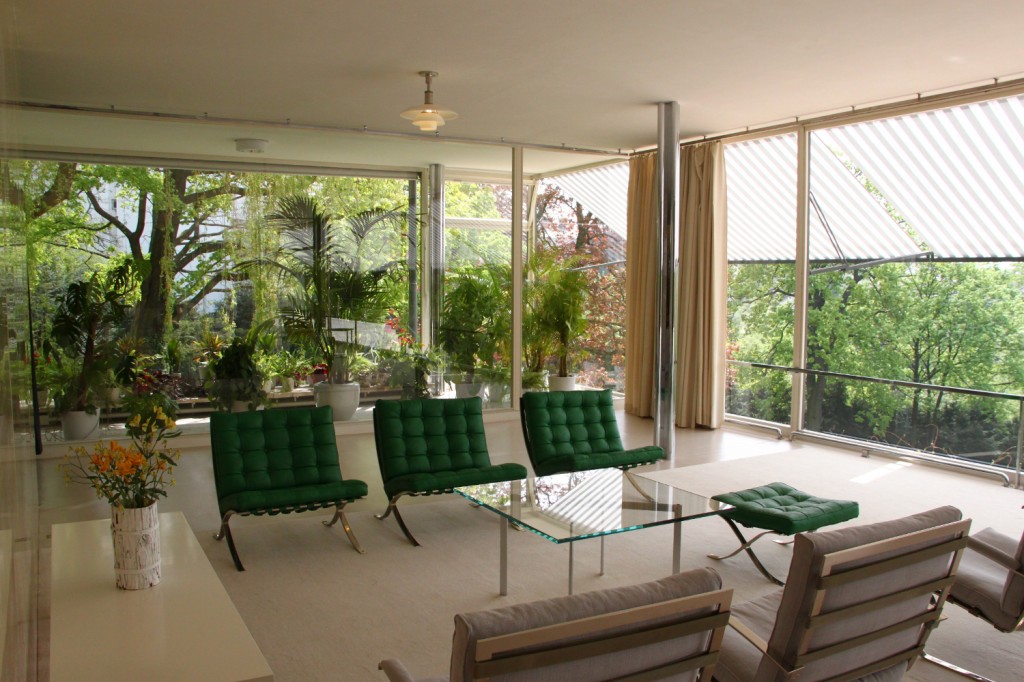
[708,482,859,584]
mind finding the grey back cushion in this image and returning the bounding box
[1002,529,1024,617]
[450,567,723,682]
[762,505,963,682]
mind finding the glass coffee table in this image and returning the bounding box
[455,468,719,595]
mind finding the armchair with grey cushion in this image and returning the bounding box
[713,506,970,682]
[379,567,732,682]
[921,523,1024,681]
[520,389,664,476]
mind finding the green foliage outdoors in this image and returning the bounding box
[728,260,1024,459]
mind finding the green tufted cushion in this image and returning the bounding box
[373,397,528,499]
[210,406,368,517]
[520,389,665,476]
[712,482,859,535]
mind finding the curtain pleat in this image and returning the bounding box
[624,152,658,417]
[675,141,728,428]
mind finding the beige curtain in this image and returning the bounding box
[675,141,728,428]
[624,152,658,417]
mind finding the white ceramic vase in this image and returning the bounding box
[111,502,161,590]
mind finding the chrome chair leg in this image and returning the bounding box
[323,502,366,554]
[213,512,245,572]
[920,652,995,682]
[375,495,421,546]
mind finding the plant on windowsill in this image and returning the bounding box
[439,268,494,397]
[271,194,402,420]
[47,261,136,440]
[206,334,268,412]
[533,254,589,391]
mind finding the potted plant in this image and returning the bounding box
[271,195,402,421]
[47,262,135,440]
[438,269,493,397]
[192,330,225,383]
[533,254,589,391]
[60,392,180,589]
[268,350,310,392]
[206,335,268,412]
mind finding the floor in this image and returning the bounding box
[33,408,1022,680]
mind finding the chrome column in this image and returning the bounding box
[655,102,680,456]
[427,164,445,393]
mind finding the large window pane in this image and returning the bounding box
[11,161,418,436]
[532,163,628,394]
[725,134,797,424]
[804,95,1024,467]
[442,180,513,408]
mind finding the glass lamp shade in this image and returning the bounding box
[401,106,458,132]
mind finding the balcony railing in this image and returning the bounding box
[727,360,1024,488]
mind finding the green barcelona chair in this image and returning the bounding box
[519,389,665,476]
[373,396,528,546]
[210,405,369,571]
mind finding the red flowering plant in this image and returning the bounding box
[378,309,440,399]
[60,401,180,509]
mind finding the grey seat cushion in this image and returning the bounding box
[450,567,723,682]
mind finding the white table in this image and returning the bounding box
[50,511,273,682]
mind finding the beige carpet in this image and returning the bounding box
[197,446,1024,682]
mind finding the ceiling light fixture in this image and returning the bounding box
[401,71,458,132]
[234,138,268,153]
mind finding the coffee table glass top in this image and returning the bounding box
[455,468,717,543]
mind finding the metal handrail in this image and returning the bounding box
[728,360,1024,488]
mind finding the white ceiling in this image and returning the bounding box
[4,0,1024,175]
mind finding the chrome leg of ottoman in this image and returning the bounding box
[708,516,785,585]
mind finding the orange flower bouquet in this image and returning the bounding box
[61,405,180,509]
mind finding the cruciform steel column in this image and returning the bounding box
[654,102,680,456]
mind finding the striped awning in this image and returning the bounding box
[548,162,629,238]
[726,94,1024,263]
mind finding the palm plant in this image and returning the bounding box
[270,195,402,385]
[47,262,136,413]
[533,253,589,378]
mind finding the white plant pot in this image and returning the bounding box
[453,381,482,398]
[548,375,577,391]
[485,381,508,405]
[62,410,100,441]
[111,502,161,590]
[315,382,360,421]
[280,377,295,393]
[263,379,275,393]
[230,400,250,413]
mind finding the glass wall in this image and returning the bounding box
[724,94,1024,472]
[724,134,797,424]
[9,162,419,434]
[804,97,1024,463]
[531,165,628,394]
[441,179,514,408]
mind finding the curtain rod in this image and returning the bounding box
[0,100,631,158]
